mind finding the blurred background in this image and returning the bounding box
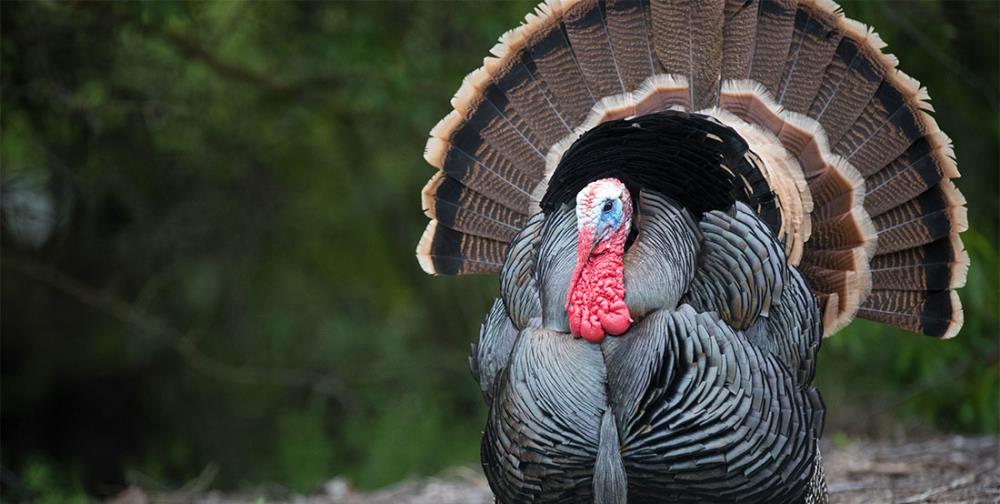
[1,0,997,501]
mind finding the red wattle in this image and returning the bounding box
[566,226,631,342]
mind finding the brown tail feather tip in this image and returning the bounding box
[929,132,959,178]
[421,171,445,219]
[423,137,449,171]
[635,74,691,114]
[416,220,439,275]
[522,0,565,42]
[941,178,969,211]
[804,267,867,322]
[776,111,831,170]
[450,68,491,113]
[944,290,964,339]
[806,159,863,215]
[807,0,845,16]
[951,262,971,291]
[887,69,932,108]
[851,205,879,260]
[583,94,640,130]
[819,292,842,337]
[718,80,786,133]
[484,0,559,71]
[487,28,529,64]
[951,234,972,289]
[953,206,970,233]
[424,112,464,168]
[838,17,896,70]
[428,109,462,140]
[930,180,971,234]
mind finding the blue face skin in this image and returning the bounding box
[593,197,624,243]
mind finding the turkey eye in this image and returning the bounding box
[602,201,613,212]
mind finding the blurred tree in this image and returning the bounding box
[1,0,996,499]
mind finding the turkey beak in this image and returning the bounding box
[592,222,612,253]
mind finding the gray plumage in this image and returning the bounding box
[472,196,826,503]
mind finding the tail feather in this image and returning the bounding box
[417,221,508,275]
[450,74,548,176]
[815,291,840,332]
[863,133,957,217]
[871,234,968,272]
[422,173,527,242]
[872,181,967,255]
[833,73,937,176]
[799,266,868,326]
[804,160,863,219]
[869,235,969,290]
[417,0,968,339]
[871,263,967,291]
[748,0,797,95]
[800,247,866,272]
[649,0,726,109]
[424,133,535,212]
[488,53,573,146]
[689,1,727,110]
[721,0,760,81]
[807,207,875,252]
[604,0,657,90]
[858,290,962,339]
[776,1,843,113]
[525,5,596,125]
[562,0,626,98]
[808,19,895,144]
[635,74,693,114]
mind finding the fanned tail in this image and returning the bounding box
[416,0,967,338]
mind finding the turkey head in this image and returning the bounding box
[566,178,633,342]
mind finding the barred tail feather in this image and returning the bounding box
[416,0,967,338]
[604,0,657,90]
[749,0,798,95]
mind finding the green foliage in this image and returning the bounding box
[15,457,88,504]
[1,0,996,499]
[273,401,335,491]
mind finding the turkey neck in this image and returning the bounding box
[566,226,631,342]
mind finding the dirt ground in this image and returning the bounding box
[111,436,998,504]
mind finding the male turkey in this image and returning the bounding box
[416,1,968,502]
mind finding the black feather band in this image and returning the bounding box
[540,111,781,236]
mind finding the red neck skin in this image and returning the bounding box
[565,226,632,342]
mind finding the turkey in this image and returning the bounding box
[415,0,968,502]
